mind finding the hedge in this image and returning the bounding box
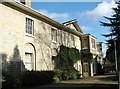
[2,70,55,89]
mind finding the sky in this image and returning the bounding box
[31,0,117,57]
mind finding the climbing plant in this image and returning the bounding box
[81,50,93,59]
[53,45,82,81]
[55,45,81,69]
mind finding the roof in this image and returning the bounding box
[97,42,103,44]
[62,19,84,34]
[62,19,77,24]
[85,34,97,39]
[2,0,83,37]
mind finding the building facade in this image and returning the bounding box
[81,34,103,76]
[0,0,83,74]
[0,0,103,77]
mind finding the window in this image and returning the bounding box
[82,37,88,49]
[71,35,75,47]
[97,44,102,52]
[25,53,33,70]
[91,38,96,49]
[52,56,56,65]
[97,44,100,52]
[51,28,57,42]
[26,18,33,35]
[63,32,66,46]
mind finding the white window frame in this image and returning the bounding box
[25,52,33,70]
[91,38,96,49]
[71,35,75,47]
[51,28,57,43]
[63,32,67,46]
[26,18,34,35]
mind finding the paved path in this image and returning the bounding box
[61,74,118,84]
[21,74,119,89]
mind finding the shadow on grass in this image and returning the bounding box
[20,83,118,89]
[98,75,118,82]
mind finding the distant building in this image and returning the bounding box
[96,42,103,64]
[81,34,103,76]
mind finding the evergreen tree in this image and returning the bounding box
[105,39,115,63]
[100,1,120,70]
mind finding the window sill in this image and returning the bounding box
[52,41,57,44]
[25,33,35,38]
[91,48,96,50]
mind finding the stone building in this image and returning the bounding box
[0,0,83,75]
[0,0,103,77]
[81,34,103,76]
[96,42,103,64]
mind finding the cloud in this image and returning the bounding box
[81,0,117,20]
[81,25,93,33]
[39,9,70,22]
[102,42,108,57]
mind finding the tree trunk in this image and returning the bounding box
[118,30,120,89]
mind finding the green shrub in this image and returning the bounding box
[2,70,22,89]
[2,70,55,88]
[61,68,80,80]
[54,45,81,81]
[69,68,81,79]
[21,71,55,86]
[53,69,62,82]
[53,68,81,82]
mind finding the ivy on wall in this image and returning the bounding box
[82,51,93,59]
[55,45,81,69]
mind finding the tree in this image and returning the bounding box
[100,2,120,89]
[105,39,115,63]
[100,1,120,71]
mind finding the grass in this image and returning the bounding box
[99,75,118,82]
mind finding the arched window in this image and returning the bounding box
[24,43,36,71]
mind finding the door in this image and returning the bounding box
[83,63,89,77]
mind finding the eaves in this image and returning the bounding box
[1,0,83,37]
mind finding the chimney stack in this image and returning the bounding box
[20,0,31,7]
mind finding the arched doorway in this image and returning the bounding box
[24,43,36,71]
